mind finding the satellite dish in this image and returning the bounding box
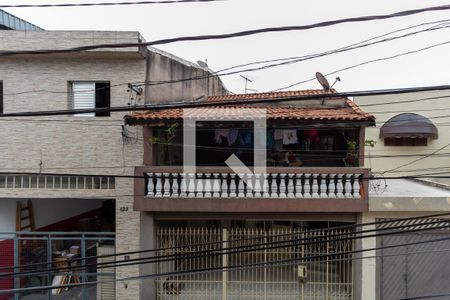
[197,60,208,68]
[315,72,330,90]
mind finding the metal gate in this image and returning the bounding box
[377,220,450,300]
[156,227,353,299]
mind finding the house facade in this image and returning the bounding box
[354,91,450,300]
[0,28,225,299]
[125,90,376,299]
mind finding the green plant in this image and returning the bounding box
[149,123,178,165]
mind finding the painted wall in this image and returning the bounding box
[0,30,226,300]
[354,90,450,185]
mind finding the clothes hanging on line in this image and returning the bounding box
[228,129,239,145]
[304,129,319,143]
[273,129,283,140]
[283,129,298,145]
[214,129,229,144]
[238,131,254,148]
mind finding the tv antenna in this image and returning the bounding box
[240,75,254,94]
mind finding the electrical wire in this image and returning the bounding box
[1,85,450,118]
[1,212,448,273]
[1,234,449,295]
[2,217,448,279]
[271,39,450,91]
[0,0,223,8]
[1,4,450,57]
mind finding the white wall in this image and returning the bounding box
[0,198,104,232]
[355,90,450,185]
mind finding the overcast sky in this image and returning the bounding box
[4,0,450,94]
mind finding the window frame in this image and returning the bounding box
[69,81,111,117]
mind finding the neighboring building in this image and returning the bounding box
[125,90,376,299]
[0,28,225,299]
[0,9,43,31]
[355,91,450,300]
[354,90,450,185]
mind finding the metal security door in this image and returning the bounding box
[156,227,353,300]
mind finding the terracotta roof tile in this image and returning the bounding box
[125,90,375,124]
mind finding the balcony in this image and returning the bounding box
[134,167,369,213]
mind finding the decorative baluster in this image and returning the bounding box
[251,173,263,198]
[179,173,187,197]
[196,173,204,198]
[212,173,220,198]
[279,173,287,198]
[270,174,278,198]
[154,173,162,197]
[294,174,303,198]
[319,174,328,198]
[221,173,229,197]
[328,174,336,198]
[336,174,344,198]
[188,173,196,198]
[344,175,352,198]
[260,173,269,198]
[311,174,320,198]
[229,174,237,197]
[204,173,212,197]
[353,174,361,198]
[246,173,255,198]
[303,173,311,197]
[287,173,295,198]
[238,173,245,197]
[162,173,171,197]
[171,173,179,197]
[146,173,155,196]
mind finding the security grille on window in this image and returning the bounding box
[70,82,111,116]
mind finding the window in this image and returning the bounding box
[0,81,3,114]
[384,137,428,146]
[69,81,110,116]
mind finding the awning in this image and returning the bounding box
[380,113,438,139]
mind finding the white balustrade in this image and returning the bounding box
[212,173,220,198]
[147,173,155,197]
[145,171,363,199]
[311,174,320,198]
[319,175,328,198]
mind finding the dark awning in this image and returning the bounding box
[380,113,438,139]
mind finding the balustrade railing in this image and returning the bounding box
[145,168,367,199]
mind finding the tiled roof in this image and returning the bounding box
[207,89,338,102]
[125,90,375,124]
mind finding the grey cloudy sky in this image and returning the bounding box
[5,0,450,94]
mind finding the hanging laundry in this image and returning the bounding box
[227,129,239,145]
[304,129,319,143]
[267,129,274,149]
[282,129,298,145]
[214,129,229,144]
[273,129,283,140]
[238,131,254,148]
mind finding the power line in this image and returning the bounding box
[400,293,450,300]
[382,143,449,174]
[2,217,449,280]
[2,212,448,273]
[2,234,449,295]
[215,18,450,74]
[2,20,450,98]
[271,39,450,91]
[0,0,223,8]
[2,4,450,57]
[1,85,450,118]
